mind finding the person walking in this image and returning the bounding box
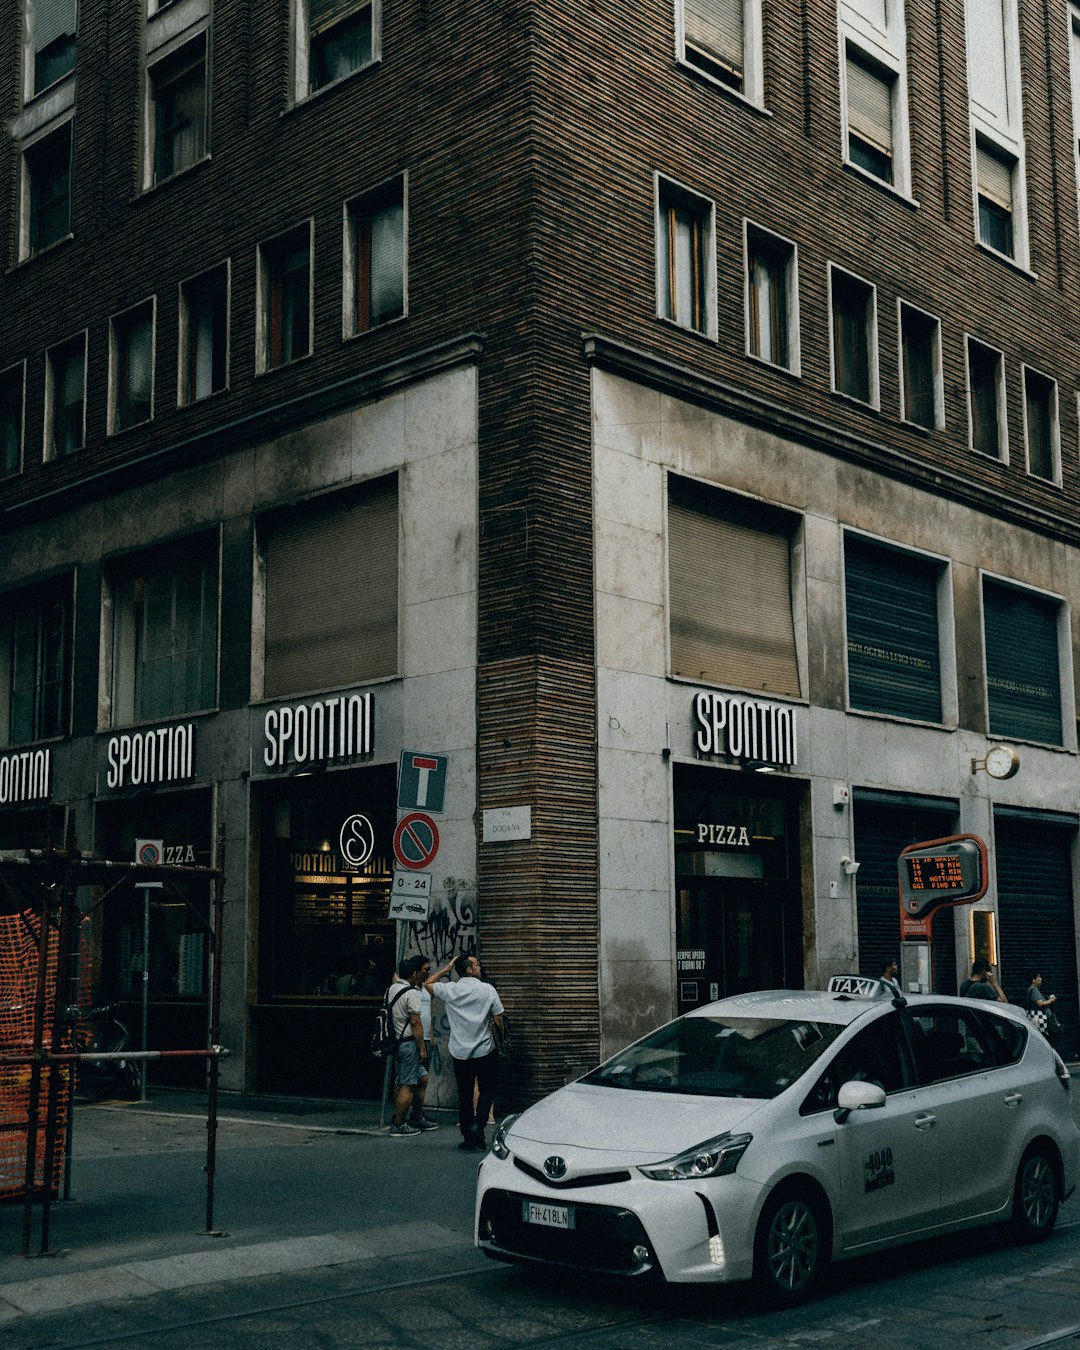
[959,957,1007,1002]
[1025,970,1059,1033]
[386,956,439,1136]
[426,953,504,1152]
[880,957,902,995]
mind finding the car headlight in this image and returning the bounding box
[490,1113,520,1160]
[638,1132,752,1181]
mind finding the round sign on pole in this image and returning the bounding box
[393,812,440,871]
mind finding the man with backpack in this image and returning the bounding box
[385,955,439,1136]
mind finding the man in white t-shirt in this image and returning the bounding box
[385,956,438,1136]
[426,953,504,1152]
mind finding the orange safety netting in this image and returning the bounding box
[0,909,74,1199]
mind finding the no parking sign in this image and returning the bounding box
[392,812,440,871]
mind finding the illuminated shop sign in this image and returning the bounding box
[262,692,374,771]
[0,748,51,805]
[106,723,196,789]
[693,691,797,767]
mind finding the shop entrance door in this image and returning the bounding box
[676,879,790,1014]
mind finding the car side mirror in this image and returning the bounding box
[834,1078,886,1124]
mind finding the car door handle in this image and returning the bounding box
[1003,1092,1022,1108]
[914,1112,937,1130]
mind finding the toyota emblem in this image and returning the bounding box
[543,1156,567,1180]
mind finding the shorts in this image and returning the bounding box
[395,1039,429,1087]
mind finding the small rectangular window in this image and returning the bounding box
[846,48,895,184]
[179,264,229,404]
[346,178,405,336]
[111,301,155,432]
[29,0,77,97]
[45,333,85,459]
[681,0,744,90]
[976,139,1015,257]
[259,225,312,371]
[746,225,796,371]
[150,36,207,185]
[0,576,73,748]
[967,338,1005,459]
[899,304,942,430]
[0,365,25,478]
[830,267,876,405]
[657,181,713,336]
[300,0,378,98]
[1024,367,1058,482]
[25,122,72,257]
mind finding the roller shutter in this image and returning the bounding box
[983,580,1062,744]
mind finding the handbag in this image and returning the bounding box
[489,1011,511,1060]
[1027,1007,1049,1034]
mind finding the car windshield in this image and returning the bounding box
[582,1014,846,1099]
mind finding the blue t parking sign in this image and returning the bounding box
[397,750,448,813]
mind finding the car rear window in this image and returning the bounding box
[972,1007,1027,1066]
[582,1015,845,1099]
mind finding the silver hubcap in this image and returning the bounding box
[1021,1155,1055,1230]
[767,1199,819,1293]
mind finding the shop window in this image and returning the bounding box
[0,575,72,748]
[109,535,219,726]
[668,479,801,698]
[844,534,943,723]
[745,224,798,372]
[110,300,155,433]
[179,263,229,404]
[44,332,85,459]
[258,224,312,371]
[899,302,942,430]
[297,0,379,99]
[1,364,25,477]
[677,0,763,104]
[27,0,77,98]
[24,121,72,258]
[345,176,405,336]
[829,265,877,405]
[1023,367,1058,483]
[260,477,398,698]
[967,337,1006,459]
[657,178,715,337]
[983,578,1063,745]
[149,35,208,186]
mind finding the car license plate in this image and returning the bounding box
[522,1200,573,1229]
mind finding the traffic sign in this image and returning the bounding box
[397,751,448,813]
[393,812,440,870]
[389,870,432,921]
[134,838,164,888]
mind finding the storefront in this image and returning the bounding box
[673,763,804,1014]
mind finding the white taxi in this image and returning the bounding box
[475,977,1079,1302]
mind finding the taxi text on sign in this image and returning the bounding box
[397,751,448,813]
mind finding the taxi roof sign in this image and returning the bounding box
[898,834,988,918]
[827,975,895,999]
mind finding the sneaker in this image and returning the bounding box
[391,1121,421,1137]
[409,1115,439,1131]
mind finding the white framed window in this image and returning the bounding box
[257,223,313,372]
[44,331,85,460]
[966,336,1007,461]
[109,300,155,433]
[179,263,229,405]
[344,175,406,337]
[22,120,72,259]
[744,222,799,373]
[24,0,77,101]
[838,0,911,196]
[965,0,1028,266]
[676,0,764,106]
[898,301,943,430]
[295,0,380,101]
[147,33,208,187]
[829,265,878,406]
[656,176,716,338]
[1022,366,1059,484]
[0,364,26,478]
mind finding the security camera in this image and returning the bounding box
[840,855,861,876]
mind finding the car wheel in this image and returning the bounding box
[753,1186,830,1306]
[1009,1145,1059,1243]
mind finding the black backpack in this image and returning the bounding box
[370,986,411,1059]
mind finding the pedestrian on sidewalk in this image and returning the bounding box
[1025,970,1060,1036]
[959,957,1007,1002]
[387,956,439,1136]
[426,953,504,1152]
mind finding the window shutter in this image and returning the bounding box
[368,201,404,325]
[308,0,360,32]
[263,479,398,698]
[34,0,76,51]
[669,500,800,697]
[847,56,892,155]
[977,144,1013,209]
[984,581,1061,744]
[684,0,743,74]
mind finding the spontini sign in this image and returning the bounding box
[693,691,797,768]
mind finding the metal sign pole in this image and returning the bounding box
[140,885,150,1103]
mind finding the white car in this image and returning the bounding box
[476,977,1079,1302]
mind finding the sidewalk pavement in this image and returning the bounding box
[0,1087,486,1325]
